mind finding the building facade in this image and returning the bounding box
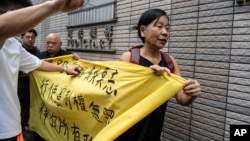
[31,0,250,140]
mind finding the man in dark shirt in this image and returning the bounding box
[18,29,40,141]
[37,33,75,59]
[18,29,40,130]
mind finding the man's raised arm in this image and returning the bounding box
[0,0,84,44]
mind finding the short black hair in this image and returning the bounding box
[21,29,38,37]
[0,0,33,14]
[134,9,169,43]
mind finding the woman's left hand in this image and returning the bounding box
[183,79,201,97]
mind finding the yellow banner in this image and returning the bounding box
[29,55,185,141]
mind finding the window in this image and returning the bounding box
[68,0,116,27]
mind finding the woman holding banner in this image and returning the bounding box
[117,9,201,141]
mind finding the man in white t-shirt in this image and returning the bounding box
[0,0,84,140]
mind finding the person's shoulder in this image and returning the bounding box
[60,48,72,55]
[37,50,48,58]
[33,46,40,50]
[0,37,16,46]
[38,50,47,54]
[32,46,40,55]
[62,48,71,52]
[120,51,131,62]
[7,37,19,42]
[4,37,22,48]
[120,46,143,62]
[168,54,176,61]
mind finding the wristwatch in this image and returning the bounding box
[62,65,67,73]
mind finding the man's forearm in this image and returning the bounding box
[37,61,79,75]
[38,61,64,72]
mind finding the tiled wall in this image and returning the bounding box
[32,0,250,140]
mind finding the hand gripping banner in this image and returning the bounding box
[29,55,185,141]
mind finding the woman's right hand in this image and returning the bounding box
[149,64,171,76]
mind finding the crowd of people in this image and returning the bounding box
[0,0,200,141]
